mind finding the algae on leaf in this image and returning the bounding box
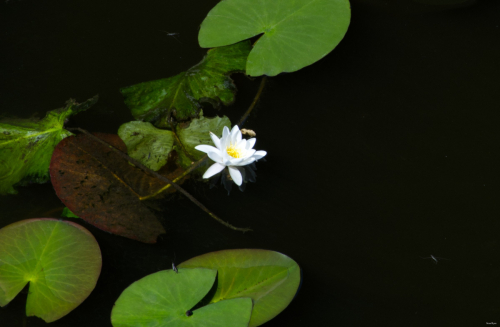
[199,0,351,76]
[121,41,250,127]
[0,96,98,195]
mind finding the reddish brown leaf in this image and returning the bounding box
[50,133,168,243]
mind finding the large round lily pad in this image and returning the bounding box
[199,0,351,76]
[179,249,301,326]
[111,268,253,327]
[0,218,102,322]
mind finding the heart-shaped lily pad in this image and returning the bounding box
[111,268,253,327]
[179,249,301,326]
[0,218,102,322]
[199,0,351,76]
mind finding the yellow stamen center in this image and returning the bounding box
[226,144,242,158]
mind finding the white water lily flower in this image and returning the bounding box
[195,125,266,186]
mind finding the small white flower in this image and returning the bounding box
[195,125,267,186]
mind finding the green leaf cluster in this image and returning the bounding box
[0,96,97,195]
[118,112,231,172]
[121,41,251,127]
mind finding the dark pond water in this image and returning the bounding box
[1,0,500,326]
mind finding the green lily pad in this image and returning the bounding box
[199,0,351,76]
[179,249,301,326]
[0,96,98,195]
[118,121,175,171]
[0,218,102,322]
[111,268,253,327]
[121,41,251,127]
[176,113,231,169]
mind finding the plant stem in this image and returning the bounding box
[160,76,268,190]
[67,127,252,232]
[237,76,267,126]
[66,75,267,232]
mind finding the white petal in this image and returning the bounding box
[243,149,256,159]
[235,130,242,144]
[226,157,244,166]
[246,138,256,150]
[222,126,230,140]
[221,126,230,150]
[210,132,221,149]
[207,150,223,163]
[203,163,225,179]
[237,139,247,149]
[228,166,243,186]
[195,145,219,154]
[233,157,255,166]
[230,125,241,144]
[254,150,267,160]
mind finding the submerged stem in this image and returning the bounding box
[237,76,267,127]
[66,76,266,232]
[67,127,251,232]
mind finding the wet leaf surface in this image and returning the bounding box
[179,249,301,326]
[121,41,251,126]
[118,121,174,172]
[49,133,169,243]
[0,218,101,322]
[0,96,97,195]
[199,0,351,76]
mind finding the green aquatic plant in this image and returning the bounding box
[121,41,251,127]
[0,219,101,322]
[199,0,351,76]
[111,249,300,327]
[0,0,351,323]
[0,96,97,195]
[111,268,253,327]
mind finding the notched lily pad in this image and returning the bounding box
[179,249,301,326]
[0,96,98,195]
[121,41,251,126]
[0,218,101,322]
[118,121,175,172]
[50,133,172,243]
[111,268,253,327]
[199,0,351,76]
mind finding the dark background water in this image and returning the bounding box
[1,0,499,326]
